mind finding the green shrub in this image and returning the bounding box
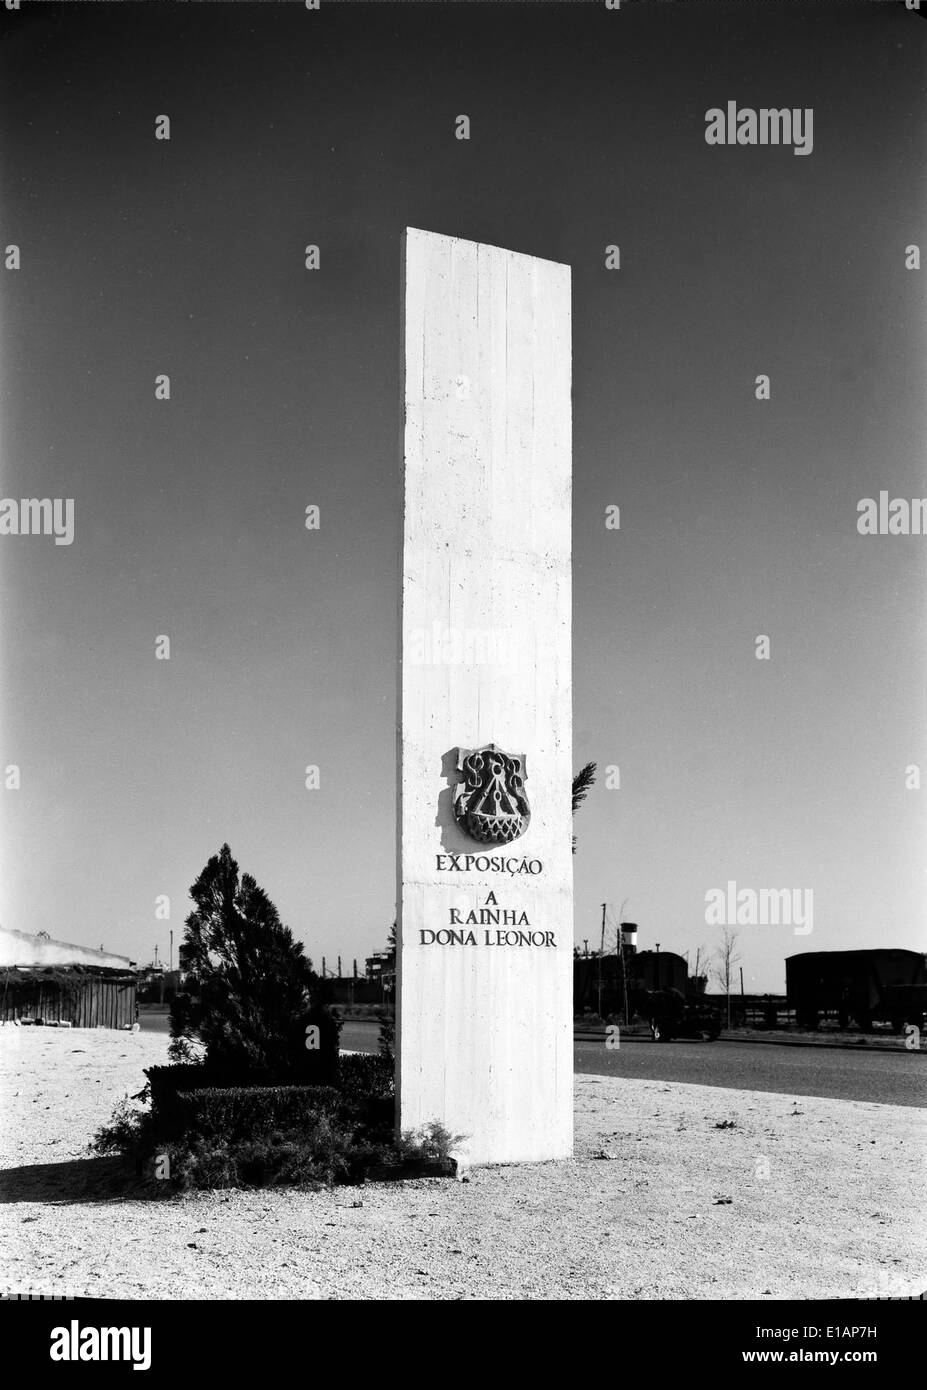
[378,1012,395,1061]
[336,1052,393,1103]
[168,844,339,1080]
[93,1040,471,1191]
[398,1120,465,1165]
[171,1084,343,1142]
[91,1097,152,1157]
[95,1059,395,1184]
[161,1114,378,1190]
[145,1064,214,1125]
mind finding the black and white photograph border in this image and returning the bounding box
[0,0,924,1349]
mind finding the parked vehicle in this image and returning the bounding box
[647,987,721,1042]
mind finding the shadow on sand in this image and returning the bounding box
[0,1155,173,1205]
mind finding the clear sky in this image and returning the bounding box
[1,1,924,991]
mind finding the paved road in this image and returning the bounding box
[344,1020,926,1108]
[575,1035,925,1108]
[139,1015,925,1108]
[137,1011,169,1033]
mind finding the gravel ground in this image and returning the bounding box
[1,1027,924,1301]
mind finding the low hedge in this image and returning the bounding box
[94,1058,464,1189]
[149,1070,397,1189]
[149,1065,335,1133]
[159,1120,387,1190]
[93,1051,403,1189]
[337,1052,393,1095]
[147,1054,393,1129]
[171,1084,343,1142]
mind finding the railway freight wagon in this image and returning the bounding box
[786,948,927,1031]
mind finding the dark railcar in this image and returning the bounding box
[786,949,927,1031]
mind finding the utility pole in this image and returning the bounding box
[169,930,173,973]
[597,904,606,1016]
[617,897,630,1026]
[618,927,628,1026]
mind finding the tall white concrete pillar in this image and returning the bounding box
[397,227,573,1164]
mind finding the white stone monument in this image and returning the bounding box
[397,227,573,1165]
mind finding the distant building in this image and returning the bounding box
[0,927,137,1029]
[136,966,182,1004]
[365,950,394,983]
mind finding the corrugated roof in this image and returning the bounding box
[0,926,134,970]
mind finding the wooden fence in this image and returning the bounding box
[0,971,136,1029]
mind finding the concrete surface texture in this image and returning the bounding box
[398,228,573,1163]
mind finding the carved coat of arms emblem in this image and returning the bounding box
[453,744,530,845]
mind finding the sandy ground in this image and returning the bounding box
[1,1026,924,1301]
